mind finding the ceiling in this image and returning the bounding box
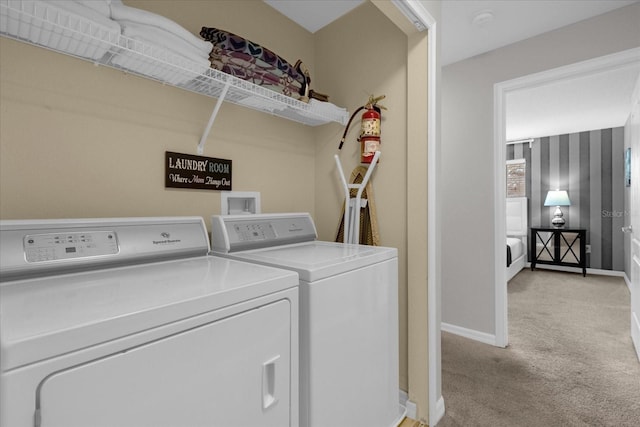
[263,1,637,64]
[263,0,640,140]
[263,0,365,34]
[506,60,640,141]
[439,0,640,140]
[440,0,638,66]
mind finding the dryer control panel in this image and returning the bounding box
[0,217,210,281]
[211,213,317,253]
[24,231,119,263]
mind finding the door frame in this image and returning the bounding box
[393,2,444,424]
[628,73,640,361]
[493,47,640,348]
[380,1,443,424]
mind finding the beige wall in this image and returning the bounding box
[314,2,436,420]
[406,30,432,421]
[313,0,409,391]
[0,0,320,221]
[1,0,432,412]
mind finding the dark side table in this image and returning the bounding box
[530,227,587,276]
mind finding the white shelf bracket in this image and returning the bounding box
[197,81,231,155]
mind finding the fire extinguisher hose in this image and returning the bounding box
[338,106,365,150]
[338,95,385,150]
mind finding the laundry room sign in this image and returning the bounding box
[165,151,232,191]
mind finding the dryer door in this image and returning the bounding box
[36,300,291,427]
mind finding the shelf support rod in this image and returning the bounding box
[197,81,231,155]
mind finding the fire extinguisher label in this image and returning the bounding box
[361,118,381,137]
[361,137,380,163]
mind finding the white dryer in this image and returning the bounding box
[211,213,401,427]
[0,217,299,427]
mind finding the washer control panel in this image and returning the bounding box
[232,222,277,242]
[24,231,119,263]
[211,213,317,253]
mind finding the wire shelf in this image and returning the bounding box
[0,0,349,127]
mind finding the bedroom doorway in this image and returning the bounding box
[493,48,640,347]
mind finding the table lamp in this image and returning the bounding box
[544,190,571,228]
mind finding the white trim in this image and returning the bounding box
[393,390,409,427]
[433,396,445,425]
[399,390,417,420]
[625,272,632,292]
[497,47,640,93]
[531,264,626,277]
[585,268,625,277]
[632,311,640,362]
[391,0,429,31]
[395,2,442,425]
[494,77,509,349]
[494,47,640,354]
[424,11,442,427]
[441,322,497,346]
[392,2,441,425]
[506,138,534,146]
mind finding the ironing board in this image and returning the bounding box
[334,152,380,245]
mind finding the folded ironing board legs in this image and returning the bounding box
[334,151,381,245]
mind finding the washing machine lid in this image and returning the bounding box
[0,256,297,371]
[227,241,397,282]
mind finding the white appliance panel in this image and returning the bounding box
[229,241,396,282]
[1,256,298,371]
[210,213,401,427]
[0,217,210,280]
[1,217,300,427]
[211,213,317,253]
[1,288,298,427]
[300,258,399,427]
[37,300,291,427]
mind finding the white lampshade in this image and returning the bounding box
[544,190,571,207]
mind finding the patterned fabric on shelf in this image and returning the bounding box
[200,27,307,100]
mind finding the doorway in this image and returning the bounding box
[493,47,640,347]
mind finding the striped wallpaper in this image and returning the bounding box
[507,127,625,271]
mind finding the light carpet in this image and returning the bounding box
[438,269,640,427]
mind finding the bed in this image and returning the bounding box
[507,197,528,281]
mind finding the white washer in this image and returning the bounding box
[0,217,299,427]
[211,213,401,427]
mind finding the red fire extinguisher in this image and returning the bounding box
[338,95,386,164]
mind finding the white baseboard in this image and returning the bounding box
[431,396,445,426]
[527,263,625,277]
[399,390,416,420]
[398,390,445,426]
[441,322,497,346]
[624,273,632,292]
[632,311,640,363]
[584,268,625,277]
